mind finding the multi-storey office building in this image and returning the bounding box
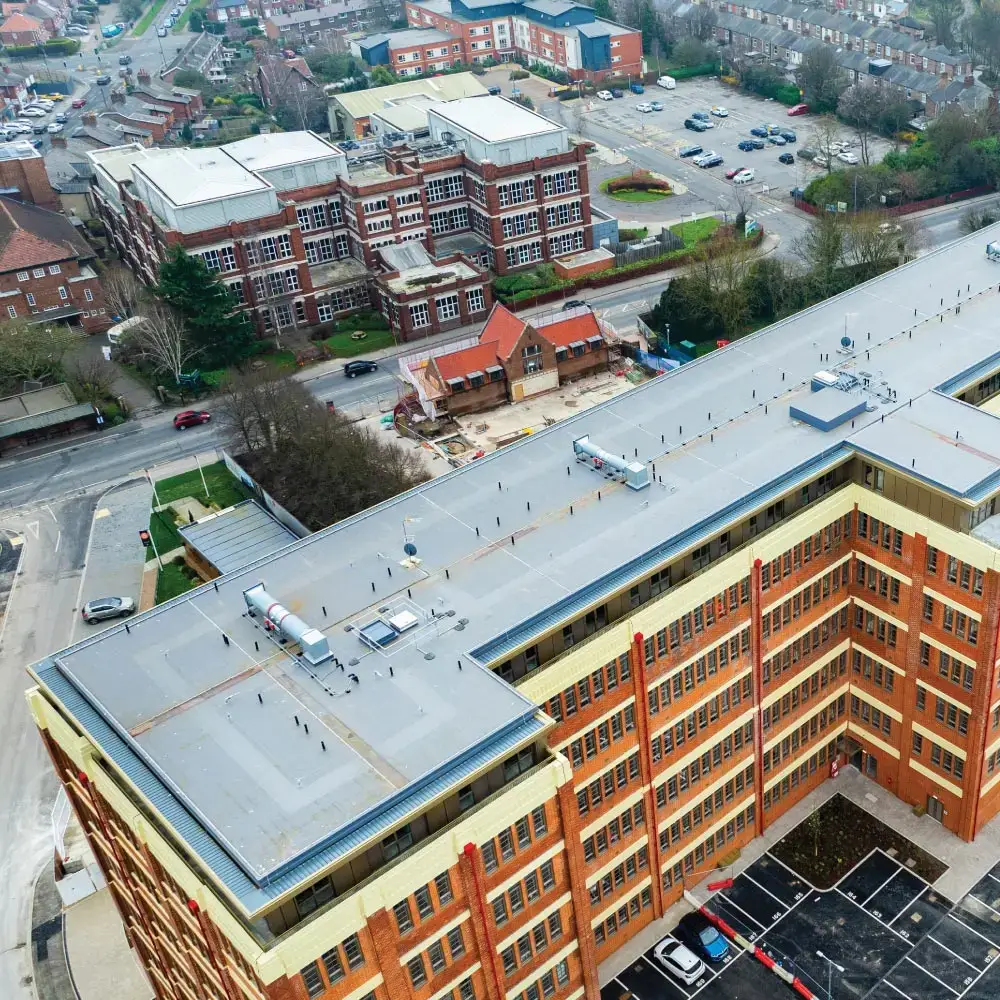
[29,227,1000,1000]
[89,101,590,340]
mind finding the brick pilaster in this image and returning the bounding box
[896,532,929,808]
[457,845,504,1000]
[366,907,413,1000]
[750,557,765,836]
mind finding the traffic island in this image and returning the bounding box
[601,169,672,203]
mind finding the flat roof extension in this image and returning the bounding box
[429,95,562,143]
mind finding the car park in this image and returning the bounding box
[778,152,794,164]
[679,144,703,157]
[676,913,730,964]
[737,139,757,152]
[788,102,809,116]
[749,126,768,137]
[82,597,136,623]
[649,100,662,111]
[71,98,86,109]
[733,168,754,184]
[344,360,378,377]
[173,409,211,429]
[54,112,68,123]
[597,90,612,101]
[725,164,748,179]
[780,129,796,142]
[838,150,859,164]
[749,137,765,149]
[610,87,623,98]
[711,106,728,117]
[653,934,706,986]
[46,122,63,133]
[636,102,652,113]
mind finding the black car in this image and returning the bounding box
[780,129,797,142]
[610,87,624,98]
[338,139,359,150]
[691,111,710,121]
[96,74,112,85]
[675,913,730,963]
[562,299,589,310]
[684,119,708,132]
[750,137,766,149]
[778,152,794,164]
[679,144,703,158]
[344,359,378,377]
[749,126,768,137]
[488,85,501,95]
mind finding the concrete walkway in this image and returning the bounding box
[598,764,1000,986]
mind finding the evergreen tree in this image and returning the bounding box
[593,0,612,18]
[156,245,253,370]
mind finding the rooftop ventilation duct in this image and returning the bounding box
[243,582,332,665]
[573,434,650,490]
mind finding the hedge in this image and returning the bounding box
[663,62,719,80]
[6,38,80,57]
[606,171,671,196]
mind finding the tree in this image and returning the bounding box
[370,65,396,87]
[730,182,757,235]
[119,0,142,20]
[926,0,963,48]
[101,264,146,320]
[121,305,201,383]
[686,3,717,41]
[838,84,889,166]
[810,114,842,174]
[67,356,116,405]
[172,69,209,89]
[256,54,327,131]
[960,203,1000,234]
[0,319,76,390]
[795,47,847,113]
[155,245,253,370]
[593,0,612,17]
[671,37,712,68]
[189,8,205,31]
[795,211,845,298]
[217,368,428,530]
[181,121,193,142]
[962,3,1000,85]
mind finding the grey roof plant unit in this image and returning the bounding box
[243,582,332,665]
[789,388,868,432]
[573,434,650,490]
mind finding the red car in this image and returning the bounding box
[173,409,211,430]
[724,165,748,179]
[787,103,809,116]
[71,98,86,109]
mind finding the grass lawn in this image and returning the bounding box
[153,460,250,508]
[606,188,671,203]
[134,0,169,35]
[172,0,208,32]
[147,508,183,561]
[619,226,649,240]
[669,216,720,251]
[321,328,394,357]
[155,561,200,603]
[255,349,297,370]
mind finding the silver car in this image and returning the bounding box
[82,596,136,623]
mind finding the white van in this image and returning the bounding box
[106,315,146,344]
[657,75,676,90]
[733,168,755,185]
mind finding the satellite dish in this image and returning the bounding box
[404,542,417,556]
[840,336,851,348]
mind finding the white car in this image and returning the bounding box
[157,25,167,35]
[733,168,754,184]
[837,150,859,164]
[636,102,652,113]
[10,122,32,133]
[21,108,46,117]
[46,122,64,133]
[596,90,613,101]
[654,935,706,986]
[711,106,729,117]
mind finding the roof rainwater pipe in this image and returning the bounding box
[572,434,650,490]
[243,582,333,666]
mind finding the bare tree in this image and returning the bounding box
[960,203,1000,234]
[255,53,328,132]
[686,3,717,41]
[837,84,886,166]
[810,115,842,174]
[690,235,761,339]
[794,211,846,297]
[730,183,758,235]
[121,305,200,383]
[0,319,77,391]
[926,0,963,49]
[67,356,116,405]
[102,264,146,320]
[795,47,848,113]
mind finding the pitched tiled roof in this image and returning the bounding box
[433,341,500,382]
[536,311,602,348]
[1,11,42,30]
[480,303,526,359]
[0,197,92,272]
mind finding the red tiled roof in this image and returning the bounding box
[479,302,526,359]
[535,311,602,348]
[0,198,91,272]
[1,11,42,30]
[433,341,500,383]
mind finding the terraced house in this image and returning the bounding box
[26,226,1000,1000]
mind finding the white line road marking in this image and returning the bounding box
[764,851,819,892]
[740,872,790,910]
[902,956,959,995]
[54,530,60,553]
[945,911,1000,950]
[862,869,905,909]
[926,934,980,972]
[882,979,915,1000]
[25,520,39,540]
[710,892,767,931]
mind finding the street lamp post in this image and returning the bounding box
[815,950,846,1000]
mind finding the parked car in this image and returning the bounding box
[676,914,730,964]
[101,22,121,35]
[96,74,112,85]
[164,15,174,25]
[65,24,89,33]
[344,360,378,377]
[737,139,756,152]
[46,122,63,133]
[0,129,12,142]
[173,409,211,429]
[610,87,624,98]
[653,935,706,986]
[656,74,676,89]
[21,108,46,117]
[679,144,703,158]
[733,168,754,184]
[711,106,729,117]
[725,165,747,179]
[767,134,787,145]
[9,122,32,133]
[797,146,816,160]
[838,150,859,164]
[691,110,710,121]
[596,90,613,101]
[29,138,42,149]
[749,138,765,149]
[879,221,902,233]
[684,118,708,132]
[82,596,136,623]
[750,126,768,137]
[562,299,588,310]
[54,112,68,123]
[788,102,810,116]
[119,53,132,65]
[171,5,181,14]
[338,139,359,150]
[71,97,86,109]
[31,123,47,134]
[780,130,797,142]
[487,85,501,95]
[629,82,644,94]
[157,25,167,34]
[649,100,663,111]
[766,123,782,134]
[636,102,652,113]
[778,152,795,164]
[695,152,723,168]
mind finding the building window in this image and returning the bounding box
[317,302,333,322]
[26,293,35,306]
[466,287,485,313]
[16,271,27,282]
[301,963,324,999]
[522,343,542,374]
[410,302,430,328]
[436,294,460,321]
[32,268,45,278]
[229,281,246,305]
[84,288,94,302]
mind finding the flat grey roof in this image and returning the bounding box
[33,222,1000,913]
[177,501,299,576]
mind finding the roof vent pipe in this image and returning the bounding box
[573,434,650,490]
[243,582,332,665]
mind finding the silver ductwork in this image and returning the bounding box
[573,435,650,490]
[243,582,332,665]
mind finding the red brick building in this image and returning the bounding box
[0,10,48,45]
[409,302,608,415]
[0,195,107,331]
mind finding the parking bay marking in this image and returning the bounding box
[738,872,792,911]
[899,956,960,996]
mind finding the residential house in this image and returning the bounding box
[413,301,608,415]
[0,138,59,209]
[925,75,993,118]
[159,31,228,84]
[263,0,384,42]
[0,11,48,45]
[0,69,30,109]
[130,83,204,122]
[0,195,107,331]
[254,52,326,130]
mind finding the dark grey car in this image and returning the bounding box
[82,596,136,623]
